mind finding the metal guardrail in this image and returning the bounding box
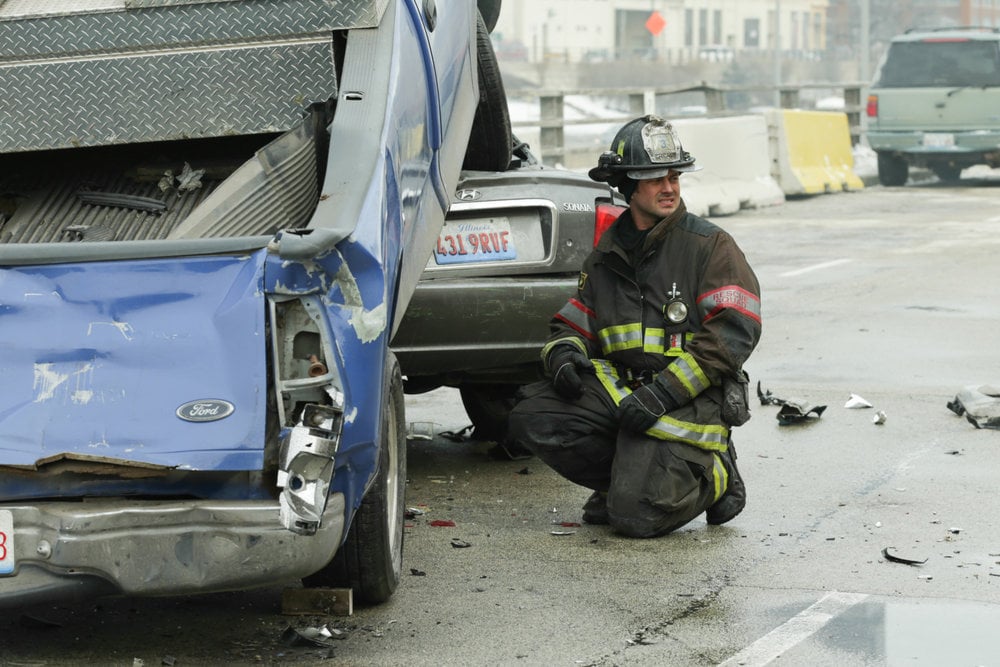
[506,81,867,167]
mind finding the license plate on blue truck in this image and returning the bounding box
[0,510,13,575]
[435,217,516,264]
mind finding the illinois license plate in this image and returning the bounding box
[922,133,954,148]
[435,217,517,265]
[0,510,13,575]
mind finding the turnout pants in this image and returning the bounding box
[508,373,726,538]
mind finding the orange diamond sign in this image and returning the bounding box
[645,11,666,36]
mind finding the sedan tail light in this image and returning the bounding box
[594,202,626,246]
[866,94,878,118]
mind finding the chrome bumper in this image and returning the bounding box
[0,495,345,607]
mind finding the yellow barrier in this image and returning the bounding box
[768,109,864,195]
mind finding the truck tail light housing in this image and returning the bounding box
[594,202,626,246]
[866,94,879,118]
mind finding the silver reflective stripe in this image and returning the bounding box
[668,352,711,397]
[593,359,730,452]
[599,323,642,354]
[644,328,665,355]
[555,300,594,339]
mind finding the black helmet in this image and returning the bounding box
[588,115,699,184]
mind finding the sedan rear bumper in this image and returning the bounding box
[393,274,576,379]
[0,496,345,608]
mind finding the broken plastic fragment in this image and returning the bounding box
[450,538,472,548]
[882,546,928,566]
[281,625,337,648]
[845,393,873,409]
[776,400,827,425]
[758,382,827,424]
[550,530,577,536]
[429,519,456,527]
[406,421,438,441]
[946,384,1000,429]
[873,411,887,425]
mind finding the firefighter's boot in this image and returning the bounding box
[582,491,609,525]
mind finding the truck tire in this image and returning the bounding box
[304,352,406,604]
[476,0,502,33]
[462,11,512,172]
[459,383,519,442]
[877,152,908,187]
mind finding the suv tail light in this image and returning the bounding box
[594,203,626,246]
[866,94,878,118]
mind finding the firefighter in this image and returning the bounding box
[507,115,762,537]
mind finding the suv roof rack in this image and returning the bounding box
[904,26,1000,34]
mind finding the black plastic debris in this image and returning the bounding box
[450,538,472,548]
[439,425,474,442]
[758,382,827,425]
[947,384,1000,429]
[410,568,427,576]
[882,546,928,566]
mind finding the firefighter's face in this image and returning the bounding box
[630,171,681,230]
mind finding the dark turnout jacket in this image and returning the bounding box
[542,200,762,449]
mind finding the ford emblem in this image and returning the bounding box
[176,399,235,423]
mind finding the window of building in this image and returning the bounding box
[744,17,759,48]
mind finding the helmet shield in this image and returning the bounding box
[588,115,699,183]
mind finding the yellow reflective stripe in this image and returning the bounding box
[592,359,628,402]
[644,328,665,355]
[646,415,730,451]
[593,359,730,452]
[668,351,711,397]
[711,453,728,502]
[541,337,589,370]
[599,323,642,354]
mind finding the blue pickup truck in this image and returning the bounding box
[0,0,508,606]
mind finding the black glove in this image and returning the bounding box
[547,345,594,399]
[617,374,679,432]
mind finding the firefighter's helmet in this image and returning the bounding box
[588,115,699,185]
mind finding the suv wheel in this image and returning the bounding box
[931,164,963,183]
[877,152,908,187]
[303,352,406,604]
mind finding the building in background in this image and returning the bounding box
[493,0,830,65]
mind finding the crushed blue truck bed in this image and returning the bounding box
[0,0,483,606]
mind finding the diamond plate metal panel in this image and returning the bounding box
[0,0,391,152]
[0,41,337,152]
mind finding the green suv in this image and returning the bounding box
[866,27,1000,186]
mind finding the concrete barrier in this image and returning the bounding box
[765,109,864,196]
[673,115,786,217]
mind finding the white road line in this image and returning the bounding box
[779,258,853,278]
[718,591,870,667]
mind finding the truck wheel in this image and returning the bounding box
[304,352,406,604]
[877,152,908,187]
[462,10,513,172]
[459,383,519,442]
[931,164,962,182]
[476,0,501,33]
